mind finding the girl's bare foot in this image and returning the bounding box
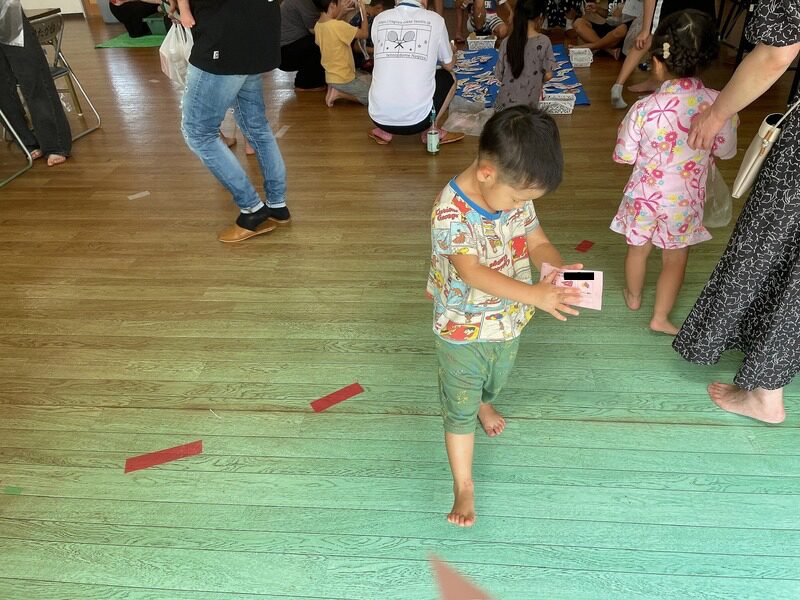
[623,289,642,310]
[477,403,506,437]
[628,78,659,93]
[649,318,679,335]
[448,481,476,527]
[46,154,67,166]
[30,149,43,160]
[708,383,786,424]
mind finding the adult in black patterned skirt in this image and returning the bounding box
[673,0,799,424]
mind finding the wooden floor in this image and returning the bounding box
[1,13,799,600]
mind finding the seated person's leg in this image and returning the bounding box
[109,1,160,38]
[326,77,370,107]
[573,18,600,45]
[280,36,326,91]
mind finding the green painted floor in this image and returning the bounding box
[1,15,799,600]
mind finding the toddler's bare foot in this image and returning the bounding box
[448,481,475,527]
[325,86,339,107]
[477,403,506,437]
[708,383,786,424]
[623,289,641,311]
[46,154,67,167]
[649,318,679,335]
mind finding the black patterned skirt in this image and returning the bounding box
[673,103,800,390]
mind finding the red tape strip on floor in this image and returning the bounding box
[575,240,594,253]
[311,383,364,413]
[124,440,203,474]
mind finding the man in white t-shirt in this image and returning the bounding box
[367,0,464,145]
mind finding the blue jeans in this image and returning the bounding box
[182,64,286,212]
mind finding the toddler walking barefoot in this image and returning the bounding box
[610,10,737,334]
[428,107,582,527]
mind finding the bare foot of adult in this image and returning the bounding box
[649,317,679,335]
[46,154,67,167]
[477,403,506,437]
[623,289,641,311]
[708,383,786,423]
[30,149,43,160]
[447,481,476,527]
[628,78,659,93]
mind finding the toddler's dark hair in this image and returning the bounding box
[479,105,563,192]
[312,0,337,12]
[507,0,548,79]
[377,0,395,9]
[652,9,719,78]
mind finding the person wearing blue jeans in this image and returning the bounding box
[174,0,289,243]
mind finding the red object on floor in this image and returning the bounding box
[124,440,203,474]
[575,240,594,252]
[311,383,364,412]
[430,555,494,600]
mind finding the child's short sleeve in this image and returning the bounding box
[432,198,479,257]
[334,20,358,45]
[614,99,646,165]
[522,202,540,235]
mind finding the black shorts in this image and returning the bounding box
[373,69,456,135]
[593,22,622,38]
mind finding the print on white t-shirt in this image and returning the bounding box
[374,20,432,61]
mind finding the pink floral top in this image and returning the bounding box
[611,78,738,249]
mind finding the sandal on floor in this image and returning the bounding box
[440,131,465,145]
[368,128,392,145]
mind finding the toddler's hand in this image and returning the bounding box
[530,272,582,322]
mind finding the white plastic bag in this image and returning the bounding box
[703,162,733,228]
[0,0,25,48]
[159,23,193,86]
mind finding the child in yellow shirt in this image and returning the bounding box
[314,0,371,107]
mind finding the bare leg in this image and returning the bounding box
[628,77,660,93]
[445,432,476,527]
[612,44,649,108]
[708,384,786,423]
[477,403,506,436]
[573,18,600,46]
[434,73,458,130]
[455,6,467,42]
[433,0,444,15]
[624,242,652,311]
[650,247,688,335]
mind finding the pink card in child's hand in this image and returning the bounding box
[540,263,603,310]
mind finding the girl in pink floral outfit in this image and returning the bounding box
[611,9,738,335]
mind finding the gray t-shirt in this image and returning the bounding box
[494,34,556,111]
[280,0,320,46]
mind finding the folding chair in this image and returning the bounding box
[0,107,34,188]
[28,13,100,141]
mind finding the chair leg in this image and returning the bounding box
[0,108,34,189]
[65,72,84,116]
[61,69,101,141]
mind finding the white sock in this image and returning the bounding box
[611,84,627,109]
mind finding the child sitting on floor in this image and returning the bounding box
[610,9,738,335]
[427,106,583,527]
[495,0,555,110]
[313,0,371,107]
[463,0,510,40]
